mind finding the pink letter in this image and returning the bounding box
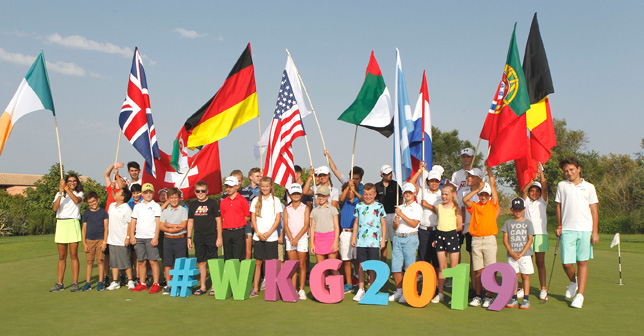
[309,259,343,303]
[264,259,299,302]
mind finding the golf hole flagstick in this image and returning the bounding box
[540,235,560,304]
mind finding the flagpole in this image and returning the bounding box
[285,49,329,166]
[304,135,315,189]
[113,129,123,170]
[473,138,482,168]
[178,148,203,189]
[618,241,623,285]
[350,125,358,182]
[53,116,64,179]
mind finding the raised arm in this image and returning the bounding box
[324,149,344,183]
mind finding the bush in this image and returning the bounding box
[28,210,56,235]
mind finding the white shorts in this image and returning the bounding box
[507,255,534,275]
[339,231,356,261]
[285,236,308,253]
[385,213,396,241]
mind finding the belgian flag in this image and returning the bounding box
[182,43,259,150]
[515,13,557,188]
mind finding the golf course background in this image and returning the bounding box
[1,227,642,335]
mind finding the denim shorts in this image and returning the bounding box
[391,234,419,273]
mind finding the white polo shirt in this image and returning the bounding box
[396,201,422,234]
[107,203,133,246]
[555,179,598,232]
[131,200,161,239]
[524,197,547,235]
[418,182,441,229]
[451,169,469,191]
[53,191,84,219]
[250,195,283,242]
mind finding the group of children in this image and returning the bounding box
[49,151,599,309]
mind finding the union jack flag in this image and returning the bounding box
[119,48,160,177]
[263,69,305,187]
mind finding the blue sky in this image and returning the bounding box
[1,1,642,184]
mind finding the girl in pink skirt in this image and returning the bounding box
[309,186,339,263]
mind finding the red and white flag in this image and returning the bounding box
[263,63,305,187]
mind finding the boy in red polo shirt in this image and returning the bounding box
[463,162,500,308]
[220,176,251,261]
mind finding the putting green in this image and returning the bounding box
[0,232,642,335]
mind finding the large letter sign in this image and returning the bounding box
[481,262,517,311]
[207,259,256,300]
[264,260,299,302]
[402,261,437,308]
[309,259,343,303]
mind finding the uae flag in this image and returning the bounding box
[0,50,54,157]
[143,144,222,200]
[338,51,393,137]
[180,43,259,150]
[480,24,531,167]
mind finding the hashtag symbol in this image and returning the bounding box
[168,257,200,297]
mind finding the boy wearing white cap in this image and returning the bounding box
[388,182,422,303]
[463,162,500,308]
[129,183,162,294]
[375,164,402,262]
[451,148,475,190]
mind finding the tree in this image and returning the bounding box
[430,126,483,178]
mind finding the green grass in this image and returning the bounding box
[1,230,643,335]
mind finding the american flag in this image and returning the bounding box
[119,48,160,177]
[263,70,305,187]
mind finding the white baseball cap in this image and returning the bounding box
[380,165,393,175]
[427,171,441,181]
[461,148,475,156]
[288,184,303,194]
[223,176,239,187]
[531,181,542,189]
[478,183,492,195]
[315,166,330,175]
[466,168,484,179]
[431,165,445,176]
[402,182,416,194]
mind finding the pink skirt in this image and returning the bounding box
[314,231,335,255]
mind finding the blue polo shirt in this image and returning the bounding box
[339,183,363,230]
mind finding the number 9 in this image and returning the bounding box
[481,262,517,311]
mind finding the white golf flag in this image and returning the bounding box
[610,233,620,248]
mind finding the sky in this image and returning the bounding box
[1,1,643,185]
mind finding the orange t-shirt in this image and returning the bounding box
[467,200,499,237]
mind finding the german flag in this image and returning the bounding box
[515,13,556,188]
[182,43,259,149]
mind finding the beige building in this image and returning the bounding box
[0,174,89,195]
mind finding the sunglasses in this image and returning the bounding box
[195,190,207,193]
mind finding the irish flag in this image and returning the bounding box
[338,51,393,137]
[0,51,55,157]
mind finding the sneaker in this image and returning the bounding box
[260,279,266,291]
[107,281,120,291]
[49,283,64,292]
[131,283,148,292]
[565,278,578,299]
[389,291,402,302]
[482,297,493,308]
[431,293,444,303]
[469,296,482,307]
[127,280,136,290]
[539,289,548,300]
[163,286,171,295]
[70,283,80,292]
[298,289,307,300]
[148,283,162,294]
[398,294,407,304]
[344,284,353,294]
[570,293,584,308]
[520,299,531,309]
[445,278,452,288]
[97,282,105,291]
[353,288,366,302]
[81,283,92,291]
[517,288,524,299]
[506,298,519,308]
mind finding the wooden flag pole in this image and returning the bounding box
[304,134,316,189]
[350,125,358,181]
[177,148,203,189]
[285,49,329,166]
[113,129,123,170]
[53,115,64,178]
[482,146,492,181]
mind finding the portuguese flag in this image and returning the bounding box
[338,51,393,137]
[0,50,55,157]
[181,43,258,150]
[480,24,531,167]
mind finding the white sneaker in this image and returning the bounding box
[298,289,307,300]
[353,288,366,302]
[398,294,406,304]
[431,293,444,303]
[260,279,266,291]
[570,293,584,308]
[517,288,524,299]
[469,296,482,307]
[482,297,493,308]
[106,281,120,291]
[565,280,578,299]
[388,290,402,302]
[127,280,136,290]
[539,289,548,300]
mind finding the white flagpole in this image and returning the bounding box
[618,241,623,285]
